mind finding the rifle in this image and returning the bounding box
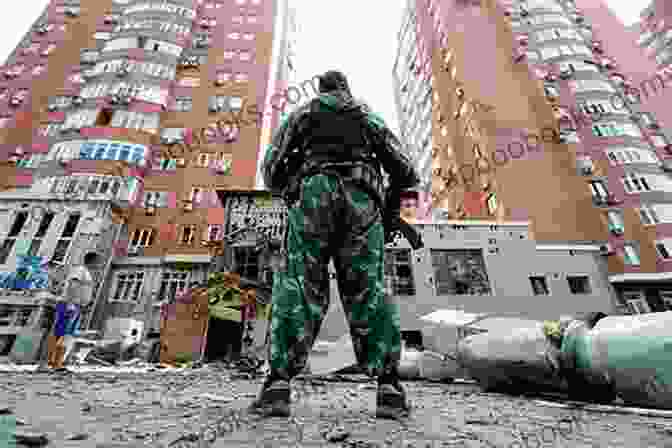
[382,187,424,250]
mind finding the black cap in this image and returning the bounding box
[318,70,350,93]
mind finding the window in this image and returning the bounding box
[143,191,168,207]
[234,73,248,83]
[570,80,616,93]
[384,249,415,296]
[581,99,625,117]
[486,193,497,215]
[190,187,203,203]
[607,210,624,233]
[623,244,641,266]
[31,65,46,76]
[430,249,491,295]
[129,227,154,249]
[180,225,196,245]
[205,224,223,241]
[239,52,252,61]
[27,212,55,257]
[638,205,660,225]
[559,60,599,74]
[567,276,591,294]
[233,246,259,281]
[243,33,255,40]
[153,158,177,171]
[158,271,190,303]
[622,291,650,314]
[660,291,672,311]
[227,32,241,40]
[622,173,651,193]
[589,180,609,200]
[530,276,549,295]
[592,123,642,138]
[80,141,148,165]
[112,272,144,302]
[655,239,672,260]
[171,96,192,112]
[198,153,209,167]
[650,135,669,148]
[606,147,659,165]
[52,214,81,263]
[223,50,235,59]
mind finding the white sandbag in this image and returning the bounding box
[398,344,422,380]
[419,351,458,381]
[458,323,566,392]
[583,312,672,409]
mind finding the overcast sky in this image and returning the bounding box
[0,1,645,135]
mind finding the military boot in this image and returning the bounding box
[248,370,291,417]
[376,369,411,420]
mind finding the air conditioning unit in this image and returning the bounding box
[559,68,573,79]
[103,15,118,25]
[606,193,623,205]
[9,98,22,107]
[183,202,193,211]
[109,95,120,104]
[581,166,593,175]
[117,65,131,77]
[145,206,156,216]
[610,227,624,236]
[58,157,70,166]
[71,96,84,106]
[599,243,615,256]
[127,247,143,256]
[544,73,557,82]
[195,38,209,48]
[47,103,59,112]
[176,158,186,167]
[64,7,80,17]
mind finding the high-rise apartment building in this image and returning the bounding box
[0,0,295,332]
[393,0,672,315]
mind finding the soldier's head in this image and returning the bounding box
[318,70,351,94]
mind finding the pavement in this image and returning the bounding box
[1,364,672,448]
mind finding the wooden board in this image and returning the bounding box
[159,289,209,365]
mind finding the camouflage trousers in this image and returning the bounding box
[268,173,401,379]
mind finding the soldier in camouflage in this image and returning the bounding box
[250,71,419,419]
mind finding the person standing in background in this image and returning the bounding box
[60,252,98,368]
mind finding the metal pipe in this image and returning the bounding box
[85,211,124,331]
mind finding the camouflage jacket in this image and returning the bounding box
[261,90,420,194]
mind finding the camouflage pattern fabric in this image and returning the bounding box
[267,173,401,379]
[261,83,419,381]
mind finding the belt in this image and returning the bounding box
[303,161,385,209]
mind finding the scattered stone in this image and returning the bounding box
[13,430,49,447]
[325,426,350,442]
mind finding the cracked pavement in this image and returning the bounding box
[1,365,672,447]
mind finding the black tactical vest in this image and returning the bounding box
[301,99,374,164]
